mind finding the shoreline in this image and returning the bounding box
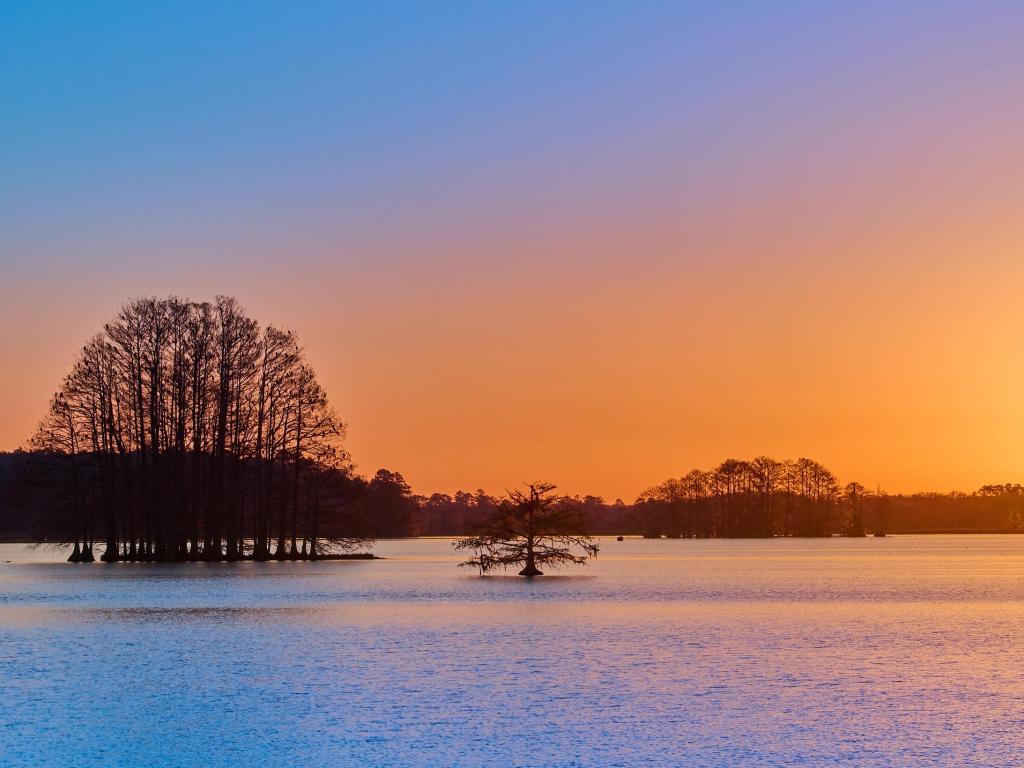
[6,530,1024,548]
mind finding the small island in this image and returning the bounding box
[22,296,371,562]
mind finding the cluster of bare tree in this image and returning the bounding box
[29,296,365,562]
[635,457,878,538]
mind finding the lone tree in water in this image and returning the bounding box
[455,482,599,576]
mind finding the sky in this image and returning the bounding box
[2,1,1024,499]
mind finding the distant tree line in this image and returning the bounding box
[5,449,1024,547]
[634,457,864,538]
[631,473,1024,537]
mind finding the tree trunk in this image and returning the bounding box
[519,550,542,577]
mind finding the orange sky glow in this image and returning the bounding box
[2,3,1023,499]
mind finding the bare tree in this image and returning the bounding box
[29,295,361,562]
[843,482,869,537]
[455,482,599,576]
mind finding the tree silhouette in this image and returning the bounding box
[636,456,846,538]
[27,295,366,562]
[843,482,869,537]
[455,482,599,576]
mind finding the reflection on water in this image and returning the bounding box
[2,537,1023,767]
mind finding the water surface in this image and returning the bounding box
[2,536,1023,767]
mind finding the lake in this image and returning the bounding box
[2,536,1023,767]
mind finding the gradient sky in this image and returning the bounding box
[3,1,1024,499]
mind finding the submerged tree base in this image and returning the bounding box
[70,554,379,563]
[66,542,96,562]
[62,544,378,563]
[518,562,543,577]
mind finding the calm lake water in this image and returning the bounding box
[2,536,1024,767]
